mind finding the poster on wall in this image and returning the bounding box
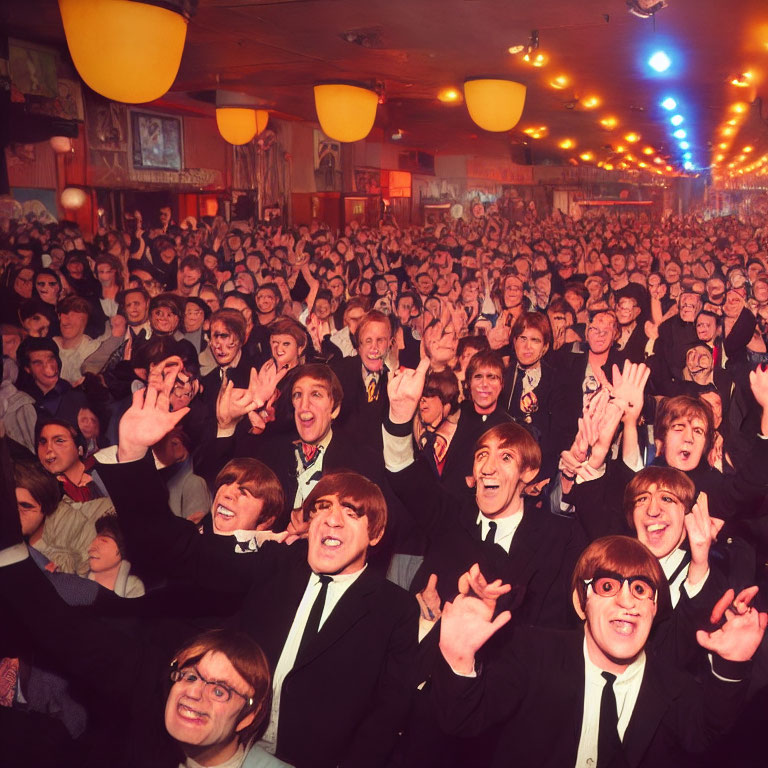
[9,41,58,98]
[8,188,59,223]
[314,130,341,192]
[86,96,129,152]
[354,168,382,194]
[130,110,183,171]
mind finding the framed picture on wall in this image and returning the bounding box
[129,110,183,171]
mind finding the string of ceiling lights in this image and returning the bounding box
[505,34,680,178]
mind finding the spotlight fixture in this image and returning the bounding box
[627,0,668,19]
[670,114,684,126]
[661,97,677,110]
[679,141,690,150]
[673,129,686,139]
[648,51,671,73]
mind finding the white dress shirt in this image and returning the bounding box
[259,566,366,754]
[293,429,333,509]
[476,510,524,554]
[575,639,646,768]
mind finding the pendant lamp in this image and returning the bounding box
[314,83,378,143]
[463,78,526,132]
[58,0,192,104]
[61,187,88,210]
[216,108,269,145]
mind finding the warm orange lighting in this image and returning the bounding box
[638,161,648,168]
[624,133,640,143]
[737,155,746,161]
[582,95,600,109]
[579,151,593,161]
[464,78,526,132]
[719,142,728,149]
[524,51,549,67]
[653,157,663,164]
[216,108,268,145]
[604,163,614,170]
[559,138,575,149]
[642,146,654,155]
[550,75,569,89]
[437,87,462,103]
[723,127,734,136]
[314,83,378,142]
[727,119,738,126]
[58,0,189,104]
[615,145,626,153]
[665,165,673,172]
[731,102,748,113]
[599,116,618,129]
[744,146,754,153]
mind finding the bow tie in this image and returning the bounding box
[294,440,321,470]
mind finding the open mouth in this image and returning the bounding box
[321,536,341,548]
[609,619,637,636]
[215,504,235,522]
[177,703,208,723]
[678,450,691,462]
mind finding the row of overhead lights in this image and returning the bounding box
[658,95,694,171]
[506,42,679,176]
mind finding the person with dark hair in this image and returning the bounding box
[413,368,461,478]
[433,536,765,768]
[181,296,210,354]
[78,374,419,768]
[18,298,54,338]
[54,295,100,386]
[85,515,145,597]
[17,336,88,426]
[149,293,183,338]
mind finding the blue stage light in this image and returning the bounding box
[673,129,686,139]
[661,97,677,110]
[670,115,684,126]
[649,51,671,72]
[683,161,693,170]
[679,141,690,150]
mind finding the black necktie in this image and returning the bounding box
[484,521,497,544]
[597,671,627,768]
[297,575,332,661]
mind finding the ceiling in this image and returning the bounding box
[6,0,768,179]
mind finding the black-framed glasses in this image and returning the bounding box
[170,666,254,707]
[583,573,657,602]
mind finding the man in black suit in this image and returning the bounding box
[89,365,419,768]
[384,357,581,629]
[331,309,392,449]
[433,536,766,768]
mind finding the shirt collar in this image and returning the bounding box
[583,636,646,686]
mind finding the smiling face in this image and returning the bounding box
[472,436,535,519]
[211,481,265,534]
[661,416,707,471]
[358,320,391,373]
[292,377,339,444]
[184,303,206,333]
[631,483,687,558]
[37,424,81,476]
[306,494,380,575]
[164,651,255,762]
[575,577,657,674]
[469,365,502,414]
[678,294,701,323]
[150,306,179,335]
[26,349,59,392]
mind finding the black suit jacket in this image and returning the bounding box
[433,626,750,768]
[330,356,390,449]
[95,455,419,768]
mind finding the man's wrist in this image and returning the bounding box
[116,443,149,463]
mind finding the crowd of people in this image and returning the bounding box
[1,199,768,767]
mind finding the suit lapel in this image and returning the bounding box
[621,659,677,767]
[290,567,378,670]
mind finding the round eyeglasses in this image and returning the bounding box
[584,575,657,602]
[170,667,254,707]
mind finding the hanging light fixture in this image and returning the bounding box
[313,83,378,142]
[58,0,194,104]
[463,78,526,132]
[216,108,269,145]
[61,187,88,210]
[50,136,74,153]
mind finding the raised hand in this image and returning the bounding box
[685,492,723,584]
[250,359,288,409]
[696,586,767,662]
[217,379,257,431]
[416,573,442,622]
[118,359,190,462]
[439,564,512,675]
[609,360,650,424]
[581,388,625,470]
[387,356,430,424]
